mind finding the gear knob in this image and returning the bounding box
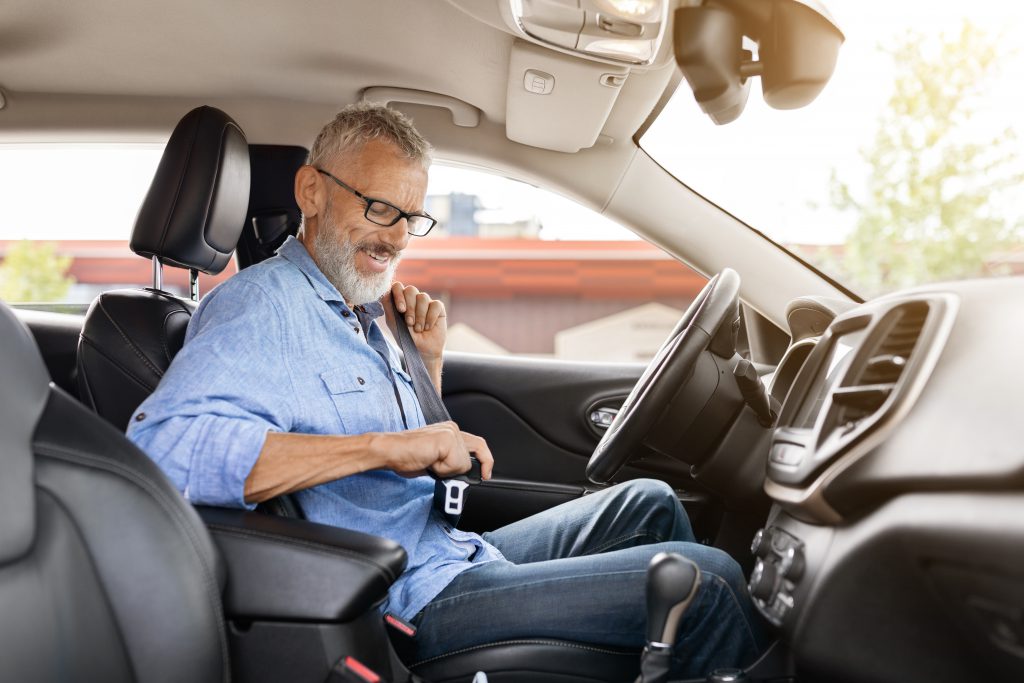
[645,552,701,644]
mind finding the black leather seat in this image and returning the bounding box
[77,105,250,431]
[0,302,230,682]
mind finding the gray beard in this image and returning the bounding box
[311,204,401,306]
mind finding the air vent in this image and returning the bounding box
[827,302,929,430]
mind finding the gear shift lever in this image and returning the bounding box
[637,552,702,683]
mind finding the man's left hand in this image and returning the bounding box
[387,282,447,364]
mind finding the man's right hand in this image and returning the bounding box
[370,422,494,480]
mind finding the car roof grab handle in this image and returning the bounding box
[361,87,481,128]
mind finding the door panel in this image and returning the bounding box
[16,308,84,399]
[442,351,717,534]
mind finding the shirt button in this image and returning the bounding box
[134,412,146,422]
[357,377,365,385]
[341,310,350,317]
[352,325,359,332]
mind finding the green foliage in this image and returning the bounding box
[0,240,76,303]
[829,22,1024,297]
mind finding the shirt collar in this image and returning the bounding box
[277,236,386,321]
[278,235,346,304]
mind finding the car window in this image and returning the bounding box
[0,143,237,310]
[640,1,1024,299]
[405,164,707,361]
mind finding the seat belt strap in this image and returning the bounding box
[389,299,468,526]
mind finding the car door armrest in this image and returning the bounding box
[197,506,407,622]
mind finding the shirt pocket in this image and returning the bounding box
[320,368,379,434]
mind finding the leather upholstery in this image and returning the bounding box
[131,106,250,274]
[0,304,48,562]
[235,144,308,269]
[1,303,229,683]
[199,507,407,622]
[78,106,249,431]
[78,288,195,430]
[411,640,640,683]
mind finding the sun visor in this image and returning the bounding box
[505,40,628,153]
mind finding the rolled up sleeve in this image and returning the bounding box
[126,278,293,508]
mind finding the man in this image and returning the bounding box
[128,103,763,677]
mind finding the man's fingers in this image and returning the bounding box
[413,292,431,332]
[402,285,421,326]
[461,432,494,480]
[424,300,445,331]
[391,282,407,313]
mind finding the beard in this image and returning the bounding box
[311,202,402,306]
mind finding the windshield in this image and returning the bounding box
[641,0,1024,298]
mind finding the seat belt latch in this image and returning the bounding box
[384,612,417,638]
[327,655,381,683]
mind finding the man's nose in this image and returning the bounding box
[380,219,411,250]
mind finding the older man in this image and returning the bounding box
[128,103,763,677]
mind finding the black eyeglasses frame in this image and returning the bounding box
[316,168,437,237]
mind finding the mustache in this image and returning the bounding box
[357,240,400,259]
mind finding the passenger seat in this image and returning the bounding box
[76,106,249,431]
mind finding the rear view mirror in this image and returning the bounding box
[673,0,844,124]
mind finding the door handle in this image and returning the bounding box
[589,406,619,430]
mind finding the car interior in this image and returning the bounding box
[3,1,1024,682]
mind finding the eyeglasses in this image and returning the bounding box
[316,169,437,237]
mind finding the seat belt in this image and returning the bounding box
[389,300,479,525]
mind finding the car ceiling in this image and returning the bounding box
[0,0,673,145]
[0,0,854,326]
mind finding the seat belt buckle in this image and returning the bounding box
[384,612,417,638]
[327,656,381,683]
[431,455,481,521]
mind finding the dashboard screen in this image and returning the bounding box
[794,328,867,428]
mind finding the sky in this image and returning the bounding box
[1,1,1021,246]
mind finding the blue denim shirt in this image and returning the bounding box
[127,236,503,620]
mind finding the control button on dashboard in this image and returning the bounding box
[781,546,806,581]
[750,528,772,558]
[749,559,779,603]
[769,442,804,466]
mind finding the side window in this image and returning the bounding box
[403,164,708,363]
[0,144,237,311]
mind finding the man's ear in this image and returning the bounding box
[295,165,323,220]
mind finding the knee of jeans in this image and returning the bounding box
[627,478,678,508]
[696,548,747,593]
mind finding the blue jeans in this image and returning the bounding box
[409,479,766,679]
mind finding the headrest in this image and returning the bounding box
[131,106,250,275]
[0,302,50,562]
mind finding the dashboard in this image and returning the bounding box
[747,276,1024,683]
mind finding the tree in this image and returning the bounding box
[829,22,1024,297]
[0,240,76,303]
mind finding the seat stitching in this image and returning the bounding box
[79,335,157,394]
[35,442,230,678]
[205,524,398,583]
[410,639,638,668]
[95,297,165,378]
[160,308,192,363]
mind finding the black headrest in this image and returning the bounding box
[0,302,50,563]
[131,106,250,275]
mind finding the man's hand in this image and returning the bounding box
[387,282,447,362]
[386,282,446,392]
[370,421,494,480]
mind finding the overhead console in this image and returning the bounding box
[765,293,959,523]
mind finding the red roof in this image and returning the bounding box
[1,238,705,300]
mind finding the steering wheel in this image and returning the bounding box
[586,268,741,484]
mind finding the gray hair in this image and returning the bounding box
[308,102,433,170]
